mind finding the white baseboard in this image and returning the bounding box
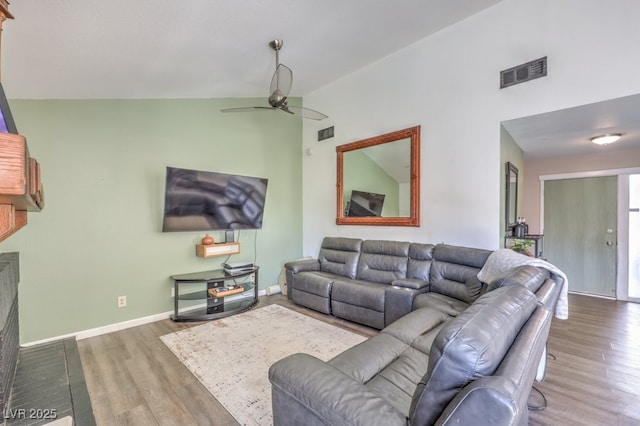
[21,289,268,347]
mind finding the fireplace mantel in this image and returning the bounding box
[0,133,44,242]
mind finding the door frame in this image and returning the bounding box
[539,166,640,301]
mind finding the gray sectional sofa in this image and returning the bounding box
[271,237,563,425]
[285,237,493,329]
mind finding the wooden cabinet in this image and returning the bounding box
[0,133,44,242]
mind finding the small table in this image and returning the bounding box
[170,267,259,321]
[504,234,544,258]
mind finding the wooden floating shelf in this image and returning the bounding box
[196,242,240,258]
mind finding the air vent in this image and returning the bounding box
[318,126,334,141]
[500,57,547,89]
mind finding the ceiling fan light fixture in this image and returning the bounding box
[220,39,328,120]
[591,133,622,145]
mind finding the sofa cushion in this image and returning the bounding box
[356,240,410,284]
[428,244,491,304]
[412,292,470,317]
[293,272,337,297]
[487,265,550,293]
[330,308,449,415]
[291,271,340,315]
[429,262,485,303]
[331,279,388,329]
[407,243,435,281]
[318,237,363,279]
[331,279,386,312]
[433,244,491,268]
[329,333,409,384]
[380,307,449,348]
[408,285,538,425]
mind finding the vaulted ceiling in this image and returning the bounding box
[3,1,639,160]
[1,0,502,99]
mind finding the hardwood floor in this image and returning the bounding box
[529,294,640,425]
[77,293,640,425]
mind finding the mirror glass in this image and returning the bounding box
[337,126,420,226]
[505,161,518,232]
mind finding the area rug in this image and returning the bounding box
[160,304,367,425]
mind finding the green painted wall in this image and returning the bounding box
[343,150,399,217]
[3,98,303,343]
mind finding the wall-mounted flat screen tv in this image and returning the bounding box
[347,190,385,217]
[162,166,268,232]
[0,83,18,134]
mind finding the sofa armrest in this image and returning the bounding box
[285,259,320,300]
[436,376,522,426]
[391,278,429,290]
[384,284,429,327]
[285,258,320,274]
[269,353,406,426]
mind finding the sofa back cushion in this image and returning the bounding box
[487,265,550,293]
[356,240,410,284]
[429,244,491,303]
[408,285,539,425]
[318,237,363,279]
[407,243,435,281]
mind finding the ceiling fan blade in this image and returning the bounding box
[270,64,293,98]
[278,105,296,115]
[222,40,327,121]
[282,105,329,121]
[221,106,277,113]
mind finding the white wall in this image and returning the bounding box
[301,0,640,255]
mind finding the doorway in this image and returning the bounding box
[618,173,640,302]
[543,176,617,297]
[629,175,640,298]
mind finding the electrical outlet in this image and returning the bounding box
[249,273,256,282]
[117,295,127,308]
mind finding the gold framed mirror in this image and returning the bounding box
[336,126,420,226]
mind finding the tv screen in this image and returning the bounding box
[162,167,268,232]
[347,190,385,217]
[0,83,17,134]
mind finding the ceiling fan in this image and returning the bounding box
[221,39,328,121]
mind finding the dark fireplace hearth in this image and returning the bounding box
[0,253,20,416]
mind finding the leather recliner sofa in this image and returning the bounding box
[285,237,493,329]
[272,237,563,425]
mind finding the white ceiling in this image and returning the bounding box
[1,0,502,99]
[502,94,640,159]
[3,0,638,160]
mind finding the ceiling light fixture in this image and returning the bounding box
[591,133,622,145]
